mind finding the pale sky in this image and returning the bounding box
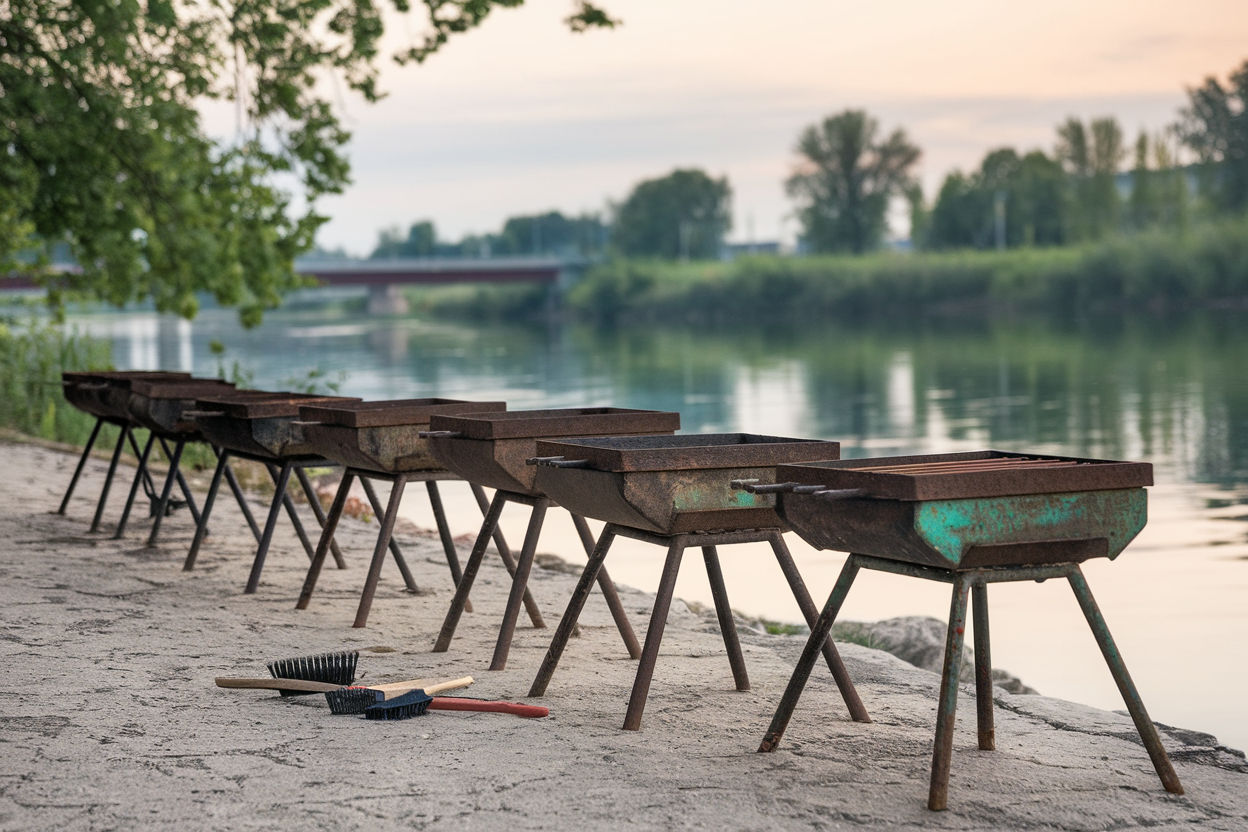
[293,0,1248,253]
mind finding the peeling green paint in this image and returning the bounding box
[914,489,1148,566]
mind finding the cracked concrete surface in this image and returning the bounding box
[1,438,1245,830]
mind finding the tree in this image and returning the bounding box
[0,0,617,325]
[500,211,608,256]
[611,169,731,259]
[925,147,1067,250]
[786,109,920,254]
[371,221,438,258]
[1056,116,1126,240]
[1179,57,1248,213]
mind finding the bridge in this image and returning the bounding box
[1,256,589,315]
[298,256,584,314]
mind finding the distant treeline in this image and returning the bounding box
[360,56,1248,264]
[352,168,730,262]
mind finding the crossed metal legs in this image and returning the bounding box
[61,417,225,545]
[528,525,868,731]
[758,554,1183,811]
[182,451,344,593]
[296,469,478,628]
[433,489,641,672]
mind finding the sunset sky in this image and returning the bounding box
[301,0,1248,253]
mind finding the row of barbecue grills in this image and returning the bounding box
[55,369,1183,810]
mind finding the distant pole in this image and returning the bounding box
[994,191,1007,251]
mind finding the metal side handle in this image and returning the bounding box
[181,410,225,419]
[731,481,828,494]
[813,488,868,501]
[418,430,462,439]
[527,456,591,468]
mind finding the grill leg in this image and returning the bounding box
[929,574,971,811]
[1067,567,1184,795]
[217,448,261,543]
[296,471,354,609]
[146,438,185,546]
[360,476,417,591]
[489,499,550,671]
[295,466,345,569]
[972,581,995,751]
[487,496,544,630]
[267,464,315,561]
[529,526,617,697]
[702,545,750,691]
[434,491,506,653]
[760,554,862,753]
[469,483,522,603]
[159,437,203,531]
[427,481,470,612]
[571,514,640,659]
[89,426,130,533]
[623,537,687,731]
[246,462,294,594]
[122,428,159,514]
[59,417,102,514]
[353,475,409,628]
[184,450,227,571]
[768,531,869,722]
[113,432,156,539]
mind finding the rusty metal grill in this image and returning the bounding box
[753,449,1182,810]
[774,450,1152,502]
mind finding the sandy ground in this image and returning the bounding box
[1,437,1246,831]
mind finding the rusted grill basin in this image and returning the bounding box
[425,408,680,496]
[299,398,506,473]
[191,391,362,460]
[125,378,238,436]
[772,451,1154,570]
[63,371,192,422]
[532,434,839,534]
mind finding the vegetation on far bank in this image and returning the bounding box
[401,216,1248,324]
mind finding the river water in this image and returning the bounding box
[66,300,1248,752]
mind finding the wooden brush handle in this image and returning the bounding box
[420,676,474,696]
[429,698,549,718]
[371,675,473,697]
[215,677,339,692]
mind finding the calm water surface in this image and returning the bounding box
[69,302,1248,751]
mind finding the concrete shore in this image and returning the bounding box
[1,438,1245,830]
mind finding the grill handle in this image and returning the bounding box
[812,488,868,501]
[289,420,322,426]
[730,481,831,494]
[527,456,592,469]
[181,410,225,419]
[418,430,462,439]
[75,382,110,390]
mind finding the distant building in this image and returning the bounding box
[723,241,782,259]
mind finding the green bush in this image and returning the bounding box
[0,316,112,444]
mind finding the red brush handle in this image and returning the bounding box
[428,697,549,718]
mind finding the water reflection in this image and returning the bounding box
[72,306,1248,487]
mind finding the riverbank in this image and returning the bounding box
[2,438,1245,830]
[404,218,1248,325]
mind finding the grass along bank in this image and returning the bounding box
[394,218,1240,324]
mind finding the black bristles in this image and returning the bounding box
[364,689,432,721]
[266,651,358,697]
[325,686,384,715]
